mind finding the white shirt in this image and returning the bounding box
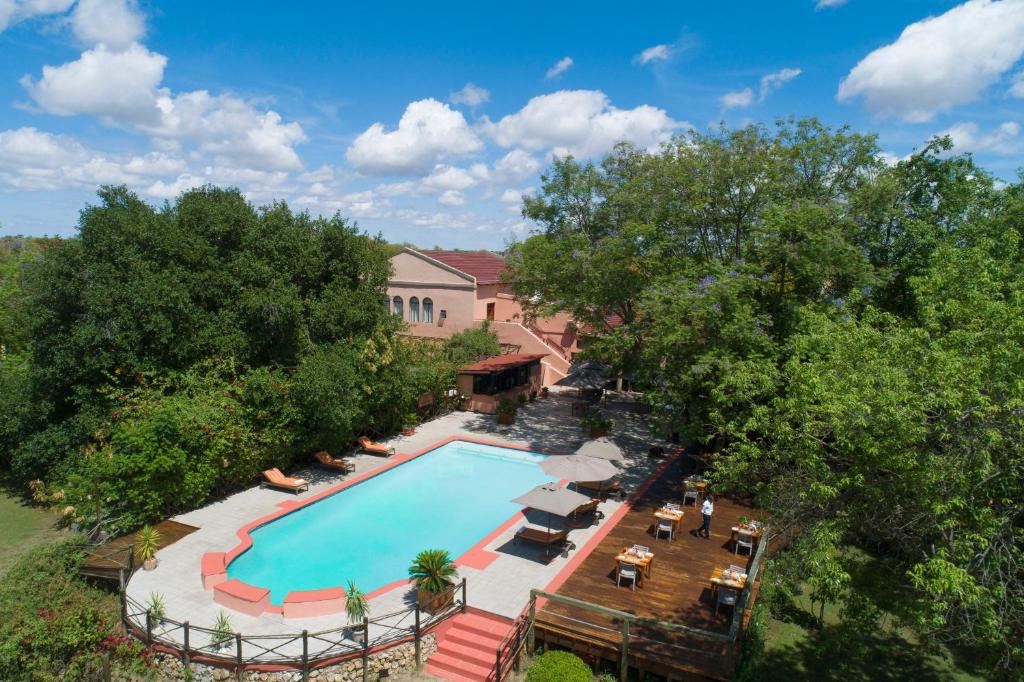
[701,499,714,516]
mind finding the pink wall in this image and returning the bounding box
[388,250,476,329]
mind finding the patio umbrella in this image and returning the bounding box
[540,453,618,483]
[574,437,624,463]
[511,482,592,533]
[554,360,609,390]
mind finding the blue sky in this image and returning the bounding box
[1,0,1023,248]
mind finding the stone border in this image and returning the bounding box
[209,436,565,617]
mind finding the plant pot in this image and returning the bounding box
[541,388,549,398]
[589,427,608,438]
[497,413,515,425]
[143,558,157,571]
[402,427,415,436]
[417,587,454,614]
[348,626,366,645]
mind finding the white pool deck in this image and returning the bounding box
[125,389,668,658]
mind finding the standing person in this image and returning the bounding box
[700,494,714,539]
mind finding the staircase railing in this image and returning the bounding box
[492,604,531,681]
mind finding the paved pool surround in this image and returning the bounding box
[203,436,561,617]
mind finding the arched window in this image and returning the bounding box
[422,297,433,323]
[409,296,420,322]
[392,296,403,317]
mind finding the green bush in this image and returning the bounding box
[0,538,153,680]
[525,650,591,682]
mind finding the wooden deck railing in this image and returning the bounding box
[122,578,467,681]
[521,528,768,682]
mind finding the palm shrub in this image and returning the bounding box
[145,592,166,621]
[134,525,161,568]
[211,611,234,651]
[345,581,369,624]
[408,549,457,612]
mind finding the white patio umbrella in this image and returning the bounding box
[540,453,619,483]
[574,437,624,463]
[511,482,592,534]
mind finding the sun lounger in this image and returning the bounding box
[260,468,309,493]
[572,499,605,520]
[514,527,573,549]
[577,479,621,496]
[357,436,395,456]
[313,451,355,473]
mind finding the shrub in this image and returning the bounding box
[496,397,518,418]
[525,650,591,682]
[0,538,152,680]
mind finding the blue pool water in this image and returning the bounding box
[227,440,551,604]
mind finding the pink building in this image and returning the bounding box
[387,247,578,385]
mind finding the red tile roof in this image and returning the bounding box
[420,250,507,284]
[580,314,624,335]
[458,353,546,373]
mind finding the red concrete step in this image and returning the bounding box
[449,613,510,639]
[445,629,501,654]
[436,640,496,668]
[426,651,493,681]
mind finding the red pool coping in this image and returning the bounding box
[211,435,570,617]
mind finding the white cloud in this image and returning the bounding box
[438,190,464,206]
[483,90,682,158]
[500,188,531,203]
[22,44,307,171]
[0,0,74,32]
[838,0,1024,122]
[449,82,490,108]
[420,164,480,192]
[720,88,754,110]
[0,126,184,190]
[816,0,848,8]
[21,42,166,124]
[634,44,671,65]
[71,0,144,49]
[759,67,801,100]
[1010,70,1024,97]
[346,98,483,176]
[944,120,1021,153]
[492,148,541,183]
[545,57,573,80]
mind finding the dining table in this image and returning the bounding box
[709,566,748,596]
[730,524,764,541]
[615,546,654,581]
[652,506,684,539]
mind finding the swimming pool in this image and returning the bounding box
[227,440,551,605]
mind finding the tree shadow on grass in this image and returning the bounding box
[753,620,973,682]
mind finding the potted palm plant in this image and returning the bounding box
[582,411,612,438]
[402,412,418,436]
[496,397,517,425]
[409,549,457,614]
[345,581,369,645]
[211,611,234,652]
[135,525,161,570]
[146,592,167,634]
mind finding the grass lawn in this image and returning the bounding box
[755,592,989,682]
[0,489,64,575]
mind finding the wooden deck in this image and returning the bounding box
[80,520,199,582]
[534,455,760,681]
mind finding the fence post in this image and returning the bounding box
[301,630,309,682]
[119,590,127,627]
[235,632,244,681]
[361,616,370,682]
[101,650,111,682]
[619,619,629,682]
[414,606,422,670]
[183,621,190,669]
[461,577,467,612]
[145,609,153,644]
[526,592,536,658]
[496,646,502,682]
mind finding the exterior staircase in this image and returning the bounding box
[488,321,571,384]
[426,610,512,681]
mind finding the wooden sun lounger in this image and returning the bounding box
[357,436,395,456]
[572,499,605,519]
[313,451,355,473]
[261,468,309,493]
[515,527,572,547]
[577,479,621,496]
